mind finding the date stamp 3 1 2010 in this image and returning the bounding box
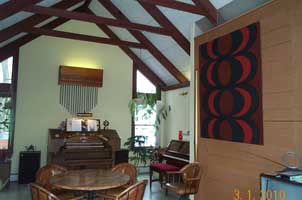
[233,189,286,200]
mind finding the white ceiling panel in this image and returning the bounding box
[111,0,159,26]
[89,0,114,19]
[160,44,191,71]
[158,7,202,40]
[142,56,179,86]
[142,32,176,52]
[210,0,234,9]
[108,26,139,43]
[131,48,152,60]
[0,32,27,48]
[0,0,9,4]
[0,12,34,31]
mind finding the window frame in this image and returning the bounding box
[0,50,19,156]
[131,63,161,148]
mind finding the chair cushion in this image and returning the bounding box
[150,163,179,171]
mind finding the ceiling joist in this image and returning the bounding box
[162,81,190,91]
[98,0,188,84]
[138,0,208,16]
[0,0,43,20]
[0,5,87,61]
[91,19,167,88]
[0,0,83,44]
[23,5,171,36]
[27,27,146,49]
[138,1,190,55]
[192,0,219,24]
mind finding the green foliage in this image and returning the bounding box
[0,98,12,131]
[124,136,153,167]
[128,92,171,130]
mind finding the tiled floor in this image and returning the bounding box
[0,174,181,200]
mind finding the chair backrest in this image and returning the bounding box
[30,183,59,200]
[179,162,201,194]
[116,180,148,200]
[112,163,137,186]
[35,164,67,190]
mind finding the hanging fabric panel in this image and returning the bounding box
[59,84,98,115]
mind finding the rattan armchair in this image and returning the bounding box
[165,162,201,200]
[30,183,83,200]
[97,163,137,199]
[115,180,148,200]
[35,164,82,199]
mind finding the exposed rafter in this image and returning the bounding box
[95,23,166,89]
[82,8,166,88]
[192,0,218,24]
[23,5,171,36]
[0,0,83,44]
[138,0,208,16]
[98,0,188,84]
[0,5,87,61]
[162,82,190,91]
[138,1,190,55]
[0,0,43,20]
[27,27,146,49]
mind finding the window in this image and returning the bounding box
[0,55,18,152]
[133,70,158,147]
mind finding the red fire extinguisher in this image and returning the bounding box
[178,130,183,141]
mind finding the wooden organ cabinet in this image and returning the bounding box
[47,129,121,169]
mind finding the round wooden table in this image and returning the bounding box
[50,169,130,200]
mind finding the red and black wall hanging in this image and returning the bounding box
[199,22,263,145]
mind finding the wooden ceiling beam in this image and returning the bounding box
[162,81,190,91]
[138,1,190,55]
[23,5,171,36]
[98,0,188,84]
[192,0,218,24]
[95,23,166,89]
[138,0,208,16]
[0,4,87,61]
[0,0,83,44]
[84,7,166,88]
[0,0,43,20]
[27,27,146,49]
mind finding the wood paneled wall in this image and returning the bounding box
[194,0,302,199]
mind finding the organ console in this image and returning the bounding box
[47,129,121,169]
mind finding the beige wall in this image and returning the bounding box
[194,0,302,199]
[11,21,133,174]
[162,88,191,147]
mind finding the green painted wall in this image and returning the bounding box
[11,21,133,174]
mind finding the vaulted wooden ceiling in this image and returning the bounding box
[0,0,234,90]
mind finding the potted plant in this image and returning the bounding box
[124,136,153,171]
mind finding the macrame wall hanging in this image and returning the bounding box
[58,65,103,115]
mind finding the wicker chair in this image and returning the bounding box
[115,180,148,200]
[30,183,83,200]
[165,162,201,200]
[97,163,137,199]
[35,164,81,199]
